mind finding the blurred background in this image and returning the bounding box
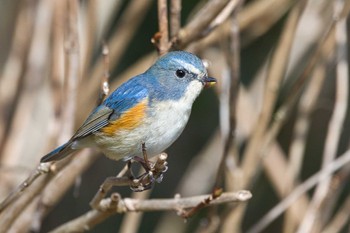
[1,0,350,232]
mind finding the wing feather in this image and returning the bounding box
[73,106,113,139]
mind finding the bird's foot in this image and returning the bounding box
[129,153,168,191]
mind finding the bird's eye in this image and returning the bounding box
[176,69,186,78]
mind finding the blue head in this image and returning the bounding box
[146,51,216,102]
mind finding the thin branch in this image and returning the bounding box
[97,41,110,105]
[50,191,252,233]
[241,0,307,188]
[173,0,230,49]
[207,0,241,34]
[60,0,80,141]
[0,164,50,213]
[179,187,223,219]
[157,0,170,55]
[0,2,33,154]
[81,0,153,114]
[190,0,295,52]
[216,0,243,188]
[297,2,349,232]
[247,149,350,233]
[118,190,151,233]
[30,150,94,232]
[282,59,327,233]
[170,0,181,38]
[90,154,168,209]
[322,196,350,233]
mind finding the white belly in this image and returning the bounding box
[93,99,192,161]
[93,81,202,161]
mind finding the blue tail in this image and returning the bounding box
[40,142,76,163]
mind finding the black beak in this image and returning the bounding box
[202,76,217,87]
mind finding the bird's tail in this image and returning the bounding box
[40,142,76,163]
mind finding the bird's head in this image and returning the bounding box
[147,51,216,101]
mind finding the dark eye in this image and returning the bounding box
[176,69,186,78]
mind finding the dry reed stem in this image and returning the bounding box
[50,191,252,233]
[216,2,243,187]
[247,148,350,233]
[0,3,34,155]
[157,0,170,55]
[283,61,327,233]
[322,193,350,233]
[191,0,294,52]
[241,0,307,189]
[218,5,244,232]
[170,0,181,38]
[297,1,349,231]
[174,0,230,49]
[82,0,153,113]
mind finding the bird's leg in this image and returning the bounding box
[129,152,169,192]
[142,142,151,171]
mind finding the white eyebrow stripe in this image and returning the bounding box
[173,58,201,74]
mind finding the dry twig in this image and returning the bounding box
[50,190,252,233]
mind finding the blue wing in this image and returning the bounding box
[40,75,149,162]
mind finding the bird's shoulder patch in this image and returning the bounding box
[101,99,148,135]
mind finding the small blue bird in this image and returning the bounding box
[40,51,216,163]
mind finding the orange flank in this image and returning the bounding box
[101,101,147,135]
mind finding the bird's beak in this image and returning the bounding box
[201,76,217,88]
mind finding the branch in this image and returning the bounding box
[216,1,243,188]
[97,42,110,105]
[170,0,181,38]
[173,0,230,49]
[241,0,307,188]
[246,149,350,233]
[297,1,349,231]
[90,154,168,209]
[50,190,252,233]
[0,163,50,213]
[157,0,170,55]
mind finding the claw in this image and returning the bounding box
[156,174,163,183]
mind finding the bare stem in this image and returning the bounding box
[170,0,181,38]
[51,190,252,233]
[157,0,170,55]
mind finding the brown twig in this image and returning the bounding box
[0,0,54,217]
[190,0,294,53]
[179,187,223,219]
[50,190,252,233]
[81,0,153,115]
[157,0,170,55]
[247,149,350,233]
[283,58,327,233]
[30,150,94,232]
[322,196,350,233]
[0,163,50,213]
[170,0,181,38]
[61,0,80,141]
[97,41,110,105]
[0,2,34,155]
[207,0,242,35]
[173,0,230,49]
[90,154,168,210]
[215,1,243,188]
[240,0,307,189]
[297,1,349,232]
[118,190,151,233]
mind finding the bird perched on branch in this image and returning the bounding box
[40,51,216,166]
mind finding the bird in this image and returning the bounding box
[40,51,216,164]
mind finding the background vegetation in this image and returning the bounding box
[0,0,350,232]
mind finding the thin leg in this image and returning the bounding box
[142,142,151,171]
